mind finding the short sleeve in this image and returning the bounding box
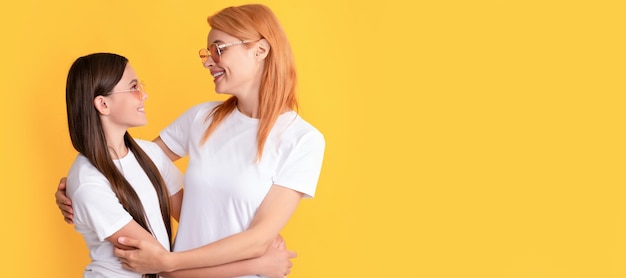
[160,154,184,197]
[273,131,326,198]
[160,102,217,157]
[139,140,184,196]
[72,184,132,241]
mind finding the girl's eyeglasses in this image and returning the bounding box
[110,82,147,100]
[199,40,255,64]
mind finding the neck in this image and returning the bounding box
[233,78,263,118]
[237,104,258,118]
[103,127,129,159]
[108,142,128,160]
[100,118,131,159]
[236,94,260,118]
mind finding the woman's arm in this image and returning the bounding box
[55,177,74,224]
[114,184,304,273]
[153,136,181,162]
[159,235,295,278]
[169,189,183,222]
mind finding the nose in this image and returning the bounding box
[203,56,216,68]
[142,90,148,101]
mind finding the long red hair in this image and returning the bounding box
[201,4,298,161]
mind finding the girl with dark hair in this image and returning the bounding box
[65,52,183,278]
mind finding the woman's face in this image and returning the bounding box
[104,64,148,129]
[204,29,262,98]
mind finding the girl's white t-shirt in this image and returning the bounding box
[67,139,183,278]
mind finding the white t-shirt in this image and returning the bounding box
[160,102,325,277]
[66,139,183,278]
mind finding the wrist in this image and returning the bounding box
[163,252,178,273]
[250,257,267,277]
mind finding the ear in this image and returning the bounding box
[93,96,110,115]
[255,39,271,60]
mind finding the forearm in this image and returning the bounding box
[160,258,261,278]
[164,187,303,271]
[164,230,272,271]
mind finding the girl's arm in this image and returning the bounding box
[114,184,303,273]
[56,182,183,225]
[55,136,180,223]
[109,220,167,253]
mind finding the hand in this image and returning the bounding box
[55,177,74,224]
[255,235,297,278]
[114,236,171,274]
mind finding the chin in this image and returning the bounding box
[214,89,233,96]
[214,84,235,95]
[214,86,226,94]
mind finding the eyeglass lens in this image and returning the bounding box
[209,44,221,63]
[136,83,145,99]
[199,48,210,63]
[199,44,223,64]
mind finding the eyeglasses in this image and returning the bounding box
[199,40,254,64]
[110,82,147,100]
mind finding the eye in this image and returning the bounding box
[129,84,139,92]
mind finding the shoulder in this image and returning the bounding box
[135,139,159,153]
[134,139,168,162]
[277,112,325,146]
[66,154,109,198]
[287,113,324,140]
[67,155,104,183]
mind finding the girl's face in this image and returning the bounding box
[104,64,148,129]
[204,29,263,98]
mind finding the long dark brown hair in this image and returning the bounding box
[66,53,171,278]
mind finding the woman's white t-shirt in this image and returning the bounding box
[160,102,325,278]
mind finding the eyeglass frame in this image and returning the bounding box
[109,82,147,100]
[199,39,256,64]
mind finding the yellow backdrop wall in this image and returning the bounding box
[0,0,623,277]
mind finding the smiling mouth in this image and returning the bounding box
[212,71,224,78]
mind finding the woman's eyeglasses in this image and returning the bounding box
[110,82,147,100]
[199,40,255,64]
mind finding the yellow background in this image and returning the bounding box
[0,0,623,277]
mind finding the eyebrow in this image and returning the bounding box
[127,79,138,86]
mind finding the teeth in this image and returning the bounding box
[213,71,224,78]
[138,108,144,112]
